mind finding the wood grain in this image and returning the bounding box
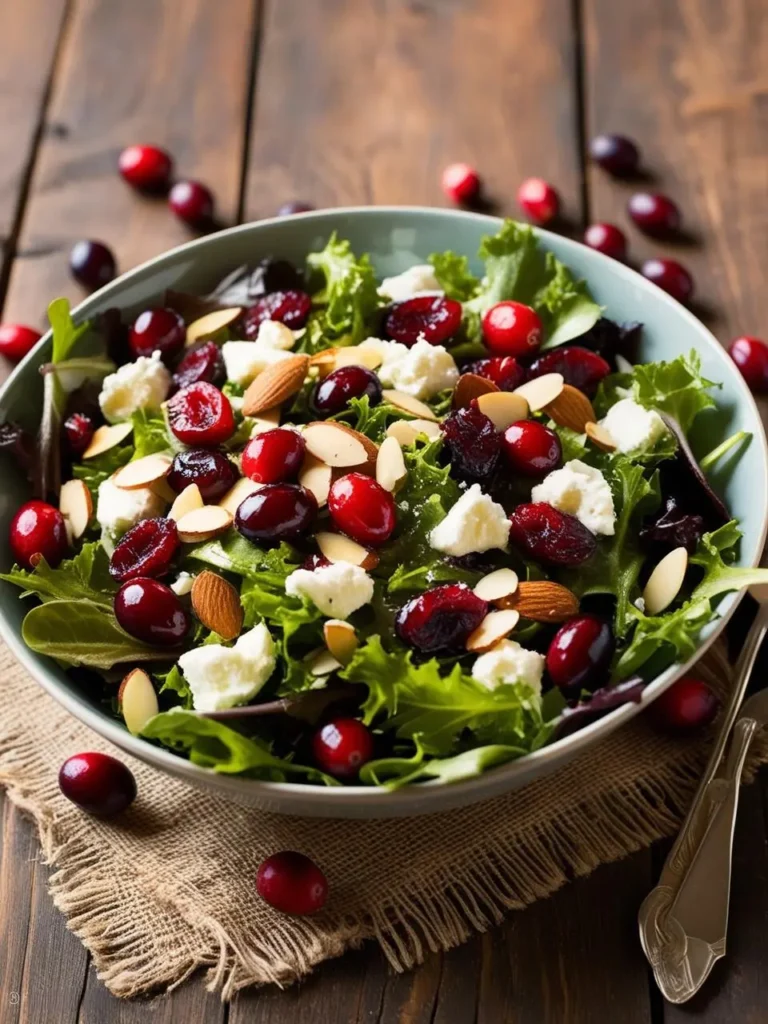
[0,796,37,1024]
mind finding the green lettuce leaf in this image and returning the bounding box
[131,408,174,459]
[614,599,713,680]
[48,296,91,363]
[0,542,115,608]
[428,251,480,301]
[360,737,526,788]
[155,665,192,707]
[690,522,768,602]
[73,444,133,500]
[185,534,299,583]
[305,233,380,348]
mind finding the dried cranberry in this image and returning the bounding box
[59,752,137,817]
[589,134,640,176]
[64,412,95,456]
[70,240,116,290]
[396,583,488,654]
[328,473,396,546]
[466,356,526,391]
[441,163,481,204]
[384,295,462,347]
[641,258,694,304]
[546,615,614,695]
[312,718,374,779]
[517,178,560,224]
[168,180,214,227]
[241,291,312,336]
[441,406,501,480]
[0,324,42,362]
[583,223,627,261]
[310,365,382,416]
[508,502,597,566]
[172,341,225,390]
[114,578,189,645]
[241,429,306,484]
[236,484,317,543]
[129,307,186,362]
[250,258,304,297]
[482,301,543,357]
[649,676,719,735]
[502,420,561,476]
[527,347,611,396]
[628,193,681,236]
[728,336,768,392]
[118,144,173,191]
[9,500,69,569]
[167,382,235,446]
[256,851,328,916]
[639,497,704,555]
[167,448,238,502]
[109,517,180,582]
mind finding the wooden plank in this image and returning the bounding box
[78,964,226,1024]
[0,796,36,1024]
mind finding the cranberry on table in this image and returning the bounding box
[69,240,116,290]
[517,177,560,225]
[546,614,615,694]
[168,447,238,502]
[589,134,640,176]
[310,365,382,416]
[482,300,543,357]
[236,483,317,543]
[118,144,173,191]
[649,676,720,735]
[467,356,526,391]
[256,851,328,916]
[109,517,180,582]
[627,192,681,236]
[527,346,611,396]
[441,162,481,204]
[9,500,68,569]
[64,412,96,456]
[728,336,768,392]
[114,577,189,646]
[167,382,236,446]
[241,428,306,484]
[277,200,315,216]
[59,752,137,817]
[396,583,488,654]
[502,420,562,476]
[0,323,41,362]
[172,340,225,390]
[312,718,374,779]
[384,295,463,347]
[241,290,312,336]
[508,502,597,566]
[168,179,214,227]
[328,473,396,546]
[583,223,627,261]
[441,405,501,480]
[641,258,694,304]
[129,307,186,361]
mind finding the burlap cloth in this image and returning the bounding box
[1,640,766,1001]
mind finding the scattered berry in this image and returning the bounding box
[64,412,96,456]
[526,346,610,396]
[441,405,501,480]
[114,577,189,645]
[384,295,463,347]
[9,500,68,569]
[70,240,116,290]
[172,340,225,390]
[241,291,312,336]
[109,517,180,582]
[312,718,374,779]
[0,324,41,362]
[118,144,173,191]
[627,193,681,236]
[129,307,186,361]
[167,382,236,446]
[59,752,137,817]
[241,429,306,484]
[502,420,561,476]
[546,615,615,695]
[583,223,627,260]
[589,134,640,176]
[328,473,396,546]
[256,851,328,916]
[649,676,719,734]
[310,365,382,416]
[641,258,694,304]
[466,356,526,391]
[517,177,560,225]
[482,300,543,357]
[441,163,481,204]
[168,448,238,502]
[728,336,768,392]
[168,180,214,227]
[236,484,317,543]
[396,583,488,654]
[508,502,597,566]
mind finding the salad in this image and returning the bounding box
[1,219,765,790]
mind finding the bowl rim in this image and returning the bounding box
[1,204,765,811]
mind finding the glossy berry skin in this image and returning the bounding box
[241,290,312,336]
[728,336,768,392]
[384,295,463,347]
[241,429,306,484]
[0,323,41,362]
[641,258,694,304]
[59,752,137,817]
[312,718,374,779]
[109,517,180,582]
[517,177,560,224]
[396,583,488,654]
[546,615,615,695]
[508,502,597,566]
[167,448,238,502]
[441,405,501,480]
[129,307,186,361]
[583,223,627,261]
[172,340,225,390]
[482,301,543,357]
[527,346,611,396]
[277,200,315,216]
[441,162,481,204]
[70,240,116,290]
[168,179,214,227]
[9,500,68,569]
[310,365,382,416]
[63,412,96,456]
[649,676,720,735]
[467,356,526,392]
[627,193,681,236]
[589,134,640,176]
[502,420,561,476]
[256,851,328,916]
[236,483,317,543]
[167,382,235,446]
[114,577,189,646]
[118,144,173,191]
[328,473,396,547]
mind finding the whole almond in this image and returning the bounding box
[544,384,596,433]
[191,570,244,640]
[452,373,499,410]
[498,580,579,622]
[242,354,309,416]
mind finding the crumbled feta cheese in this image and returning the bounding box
[429,484,510,556]
[599,398,667,454]
[634,596,646,613]
[98,350,171,423]
[178,623,276,713]
[531,459,616,536]
[284,562,374,619]
[378,264,442,302]
[171,572,195,597]
[96,476,167,545]
[359,336,458,400]
[472,640,545,694]
[222,342,293,386]
[254,319,295,350]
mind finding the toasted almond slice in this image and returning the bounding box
[585,421,617,452]
[473,567,519,603]
[323,620,358,665]
[303,422,370,468]
[513,373,565,412]
[316,531,379,571]
[242,354,309,416]
[376,435,407,493]
[466,609,521,653]
[299,453,333,506]
[113,453,173,490]
[334,346,383,371]
[59,479,93,541]
[185,307,242,345]
[306,648,342,677]
[476,391,529,431]
[82,422,133,459]
[249,407,282,435]
[643,547,688,616]
[176,505,233,543]
[615,354,634,374]
[499,580,579,622]
[452,373,499,409]
[385,418,441,445]
[191,570,243,641]
[150,478,177,503]
[309,348,339,368]
[217,477,262,516]
[382,389,439,421]
[544,384,596,433]
[169,483,204,522]
[118,668,159,736]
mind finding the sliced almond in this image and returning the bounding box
[249,407,282,435]
[185,307,242,345]
[585,421,617,452]
[217,477,262,516]
[513,373,564,412]
[615,354,634,374]
[385,418,441,445]
[169,483,204,522]
[176,505,233,543]
[452,373,499,410]
[303,422,372,468]
[150,478,177,503]
[191,570,243,641]
[82,422,133,459]
[59,479,93,541]
[376,435,407,493]
[323,620,359,665]
[299,453,333,506]
[334,346,383,371]
[643,547,688,616]
[242,353,309,416]
[476,391,529,431]
[381,389,439,421]
[466,609,520,653]
[473,567,519,603]
[309,348,338,368]
[544,384,596,433]
[316,531,379,571]
[113,453,172,490]
[306,648,342,677]
[118,668,159,736]
[499,580,580,622]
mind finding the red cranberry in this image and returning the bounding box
[517,177,560,224]
[167,382,235,446]
[236,484,317,543]
[250,258,304,298]
[277,200,315,216]
[118,144,173,191]
[310,365,382,416]
[441,162,481,204]
[172,340,225,390]
[256,851,328,916]
[59,752,137,817]
[302,553,331,571]
[527,346,610,396]
[502,420,561,476]
[0,323,41,362]
[627,193,681,236]
[467,356,526,391]
[328,473,396,547]
[69,240,116,290]
[583,223,627,261]
[114,577,189,646]
[640,496,704,556]
[168,179,214,227]
[649,676,719,735]
[9,500,68,569]
[384,295,462,347]
[168,448,238,502]
[508,502,597,566]
[242,429,306,484]
[312,718,374,779]
[641,258,694,304]
[482,301,543,357]
[109,517,180,582]
[396,583,488,654]
[546,615,615,695]
[129,307,186,361]
[729,336,768,392]
[589,134,640,176]
[441,405,501,480]
[64,412,96,456]
[241,290,312,336]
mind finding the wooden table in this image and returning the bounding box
[1,1,768,1020]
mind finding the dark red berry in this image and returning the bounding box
[482,301,543,357]
[236,483,317,543]
[312,718,374,779]
[589,134,640,176]
[302,553,331,571]
[627,193,681,236]
[241,429,306,484]
[441,405,501,480]
[467,356,526,391]
[9,500,68,569]
[508,502,597,566]
[546,615,615,695]
[441,162,481,204]
[167,448,238,502]
[256,851,328,916]
[109,517,180,582]
[328,473,396,547]
[527,346,611,396]
[69,240,116,290]
[118,144,173,191]
[114,577,189,646]
[502,420,561,476]
[517,177,560,224]
[641,258,694,304]
[241,291,312,336]
[167,382,235,446]
[64,412,95,456]
[129,307,186,361]
[172,340,225,390]
[168,179,214,227]
[59,752,137,817]
[250,258,304,298]
[310,365,382,416]
[396,583,488,654]
[583,223,627,260]
[649,676,719,735]
[0,323,41,362]
[728,336,768,392]
[384,295,462,347]
[277,201,315,216]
